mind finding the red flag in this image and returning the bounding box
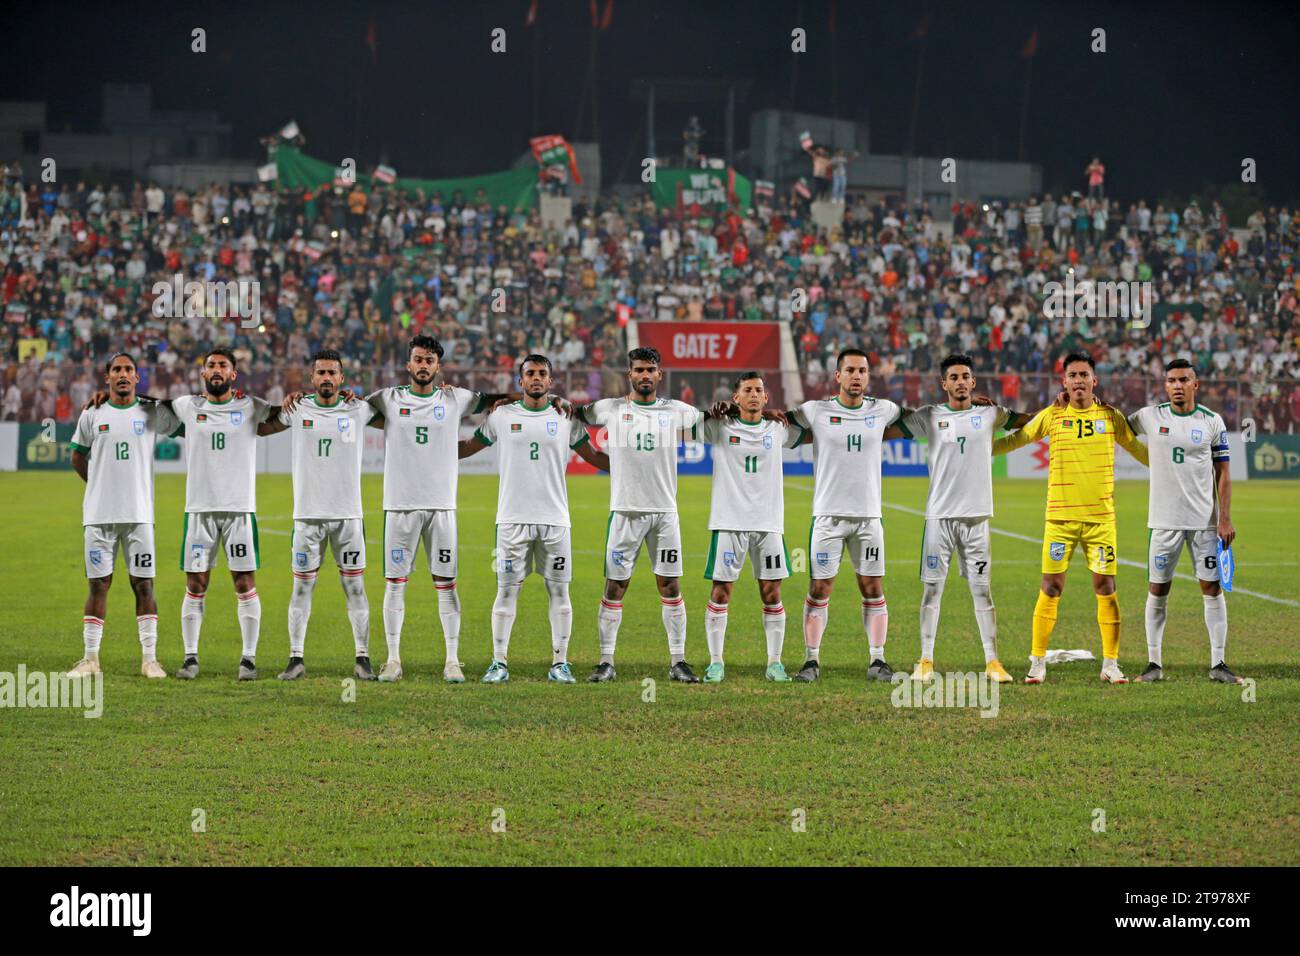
[589,0,598,27]
[1021,29,1038,58]
[600,0,613,30]
[912,15,929,39]
[526,0,538,27]
[366,16,378,64]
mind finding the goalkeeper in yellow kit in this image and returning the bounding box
[994,353,1149,684]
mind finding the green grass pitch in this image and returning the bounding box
[1,472,1297,865]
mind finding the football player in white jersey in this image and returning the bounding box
[1126,359,1240,684]
[891,354,1034,684]
[276,349,379,681]
[364,335,504,684]
[577,347,705,683]
[787,348,905,682]
[699,372,805,683]
[458,354,609,683]
[68,353,180,678]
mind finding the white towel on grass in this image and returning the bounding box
[1045,649,1096,664]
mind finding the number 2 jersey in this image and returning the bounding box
[71,398,181,525]
[473,401,590,526]
[1127,403,1229,530]
[796,396,903,519]
[278,395,378,520]
[994,402,1149,523]
[171,393,274,514]
[583,397,702,513]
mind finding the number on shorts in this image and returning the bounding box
[438,548,452,563]
[1096,544,1115,565]
[974,560,988,575]
[865,546,880,562]
[658,548,678,565]
[764,552,783,570]
[229,543,247,558]
[133,552,152,568]
[552,555,566,571]
[1204,554,1217,570]
[341,550,360,565]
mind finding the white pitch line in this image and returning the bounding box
[783,479,1300,608]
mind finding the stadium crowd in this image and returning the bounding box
[1,162,1298,431]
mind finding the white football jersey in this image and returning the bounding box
[701,417,800,533]
[475,402,589,527]
[278,395,377,520]
[585,397,702,513]
[71,398,180,525]
[797,396,902,518]
[1128,403,1229,530]
[368,385,485,511]
[900,404,1011,519]
[172,393,272,513]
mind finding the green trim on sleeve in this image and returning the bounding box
[473,392,490,415]
[472,427,493,447]
[69,441,90,454]
[570,431,591,450]
[896,420,914,439]
[170,425,186,439]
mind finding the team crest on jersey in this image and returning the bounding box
[1154,553,1168,570]
[295,552,308,567]
[1094,419,1107,433]
[89,549,103,566]
[763,435,773,449]
[1190,429,1203,444]
[865,416,876,428]
[433,405,445,421]
[132,419,145,435]
[926,555,938,570]
[971,415,982,429]
[658,413,669,427]
[611,550,625,567]
[816,551,830,567]
[337,417,350,432]
[547,420,558,436]
[1049,542,1066,561]
[391,548,405,565]
[230,411,243,425]
[723,551,738,568]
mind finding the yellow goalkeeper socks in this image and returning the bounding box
[1031,592,1059,656]
[1096,593,1121,660]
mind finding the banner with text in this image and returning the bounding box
[633,321,781,370]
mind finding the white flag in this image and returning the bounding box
[257,162,278,182]
[279,120,300,141]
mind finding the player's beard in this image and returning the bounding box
[633,379,656,397]
[204,376,231,399]
[411,370,434,387]
[318,382,337,400]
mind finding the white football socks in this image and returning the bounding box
[662,595,687,662]
[340,571,370,656]
[137,614,159,662]
[1144,592,1169,666]
[491,584,520,663]
[82,615,104,657]
[762,602,786,664]
[704,601,728,663]
[863,597,888,661]
[968,581,999,664]
[287,571,317,657]
[919,580,944,660]
[1203,592,1228,665]
[181,590,205,656]
[436,580,462,663]
[598,598,622,664]
[802,596,828,661]
[236,588,261,660]
[383,577,407,660]
[546,578,572,664]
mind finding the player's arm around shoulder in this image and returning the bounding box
[992,405,1050,455]
[571,419,609,472]
[1111,406,1149,466]
[460,407,497,458]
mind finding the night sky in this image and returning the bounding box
[6,0,1298,203]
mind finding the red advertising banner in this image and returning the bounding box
[634,321,781,369]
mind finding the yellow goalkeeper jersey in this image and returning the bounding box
[993,402,1149,523]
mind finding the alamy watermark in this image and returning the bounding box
[1042,274,1153,328]
[1,665,102,718]
[890,670,1000,718]
[152,274,262,329]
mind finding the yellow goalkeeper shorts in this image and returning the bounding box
[1041,520,1118,575]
